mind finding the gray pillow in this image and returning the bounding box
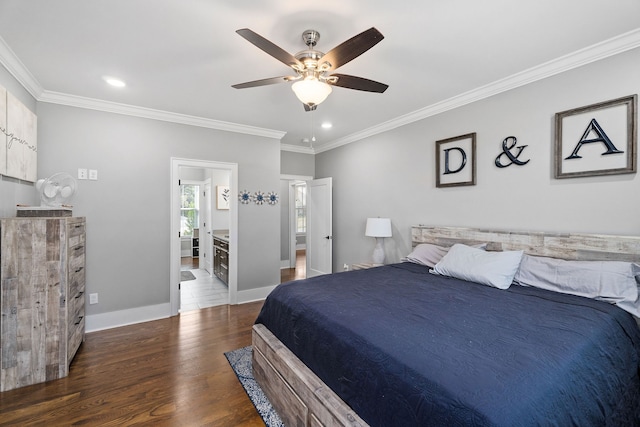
[403,243,449,268]
[513,254,639,304]
[404,242,488,268]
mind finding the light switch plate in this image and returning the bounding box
[89,169,98,180]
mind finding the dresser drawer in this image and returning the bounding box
[67,218,86,247]
[68,316,85,365]
[68,240,86,261]
[68,290,85,331]
[68,258,85,298]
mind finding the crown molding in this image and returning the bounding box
[38,90,286,140]
[2,28,639,151]
[314,28,640,154]
[279,143,315,154]
[0,34,285,140]
[0,35,43,98]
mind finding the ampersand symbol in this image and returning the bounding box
[495,136,530,168]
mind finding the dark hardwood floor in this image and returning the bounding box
[0,252,307,426]
[281,249,306,282]
[181,256,199,270]
[0,301,265,426]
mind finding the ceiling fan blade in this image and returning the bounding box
[319,27,384,71]
[328,74,389,93]
[232,76,298,89]
[236,28,303,69]
[303,103,317,112]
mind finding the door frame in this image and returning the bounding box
[170,157,239,316]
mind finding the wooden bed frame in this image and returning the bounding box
[252,226,640,427]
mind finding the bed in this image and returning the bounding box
[253,226,640,426]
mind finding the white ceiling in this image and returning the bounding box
[0,1,639,152]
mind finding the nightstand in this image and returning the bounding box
[350,263,382,271]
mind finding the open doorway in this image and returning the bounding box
[170,158,238,316]
[178,169,231,312]
[280,175,312,283]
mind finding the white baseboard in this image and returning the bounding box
[236,284,278,304]
[280,259,290,269]
[86,303,171,333]
[85,290,276,333]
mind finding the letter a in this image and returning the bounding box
[565,118,623,160]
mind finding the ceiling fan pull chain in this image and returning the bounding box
[311,109,316,144]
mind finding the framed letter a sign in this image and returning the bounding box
[555,95,637,178]
[436,132,476,187]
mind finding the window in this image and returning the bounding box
[294,184,307,234]
[180,184,199,237]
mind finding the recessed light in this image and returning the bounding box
[103,76,126,88]
[321,122,332,129]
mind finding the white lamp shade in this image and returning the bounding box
[292,78,332,106]
[365,218,392,237]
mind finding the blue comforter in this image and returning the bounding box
[255,262,640,426]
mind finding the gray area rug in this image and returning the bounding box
[224,346,284,427]
[180,270,196,281]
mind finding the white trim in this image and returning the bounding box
[39,90,286,140]
[2,28,639,152]
[236,285,278,304]
[314,28,640,153]
[0,35,43,98]
[280,174,313,181]
[171,157,239,316]
[280,260,291,269]
[0,34,285,140]
[280,143,315,154]
[85,303,170,333]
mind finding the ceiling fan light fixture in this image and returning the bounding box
[291,78,332,106]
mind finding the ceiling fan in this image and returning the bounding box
[232,27,388,111]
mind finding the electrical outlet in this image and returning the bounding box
[343,263,349,271]
[89,293,98,305]
[78,168,88,180]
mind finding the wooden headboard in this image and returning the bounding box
[412,226,640,263]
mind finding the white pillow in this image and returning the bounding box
[513,254,639,304]
[433,244,523,289]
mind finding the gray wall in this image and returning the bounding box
[34,102,281,316]
[316,48,640,271]
[281,150,315,176]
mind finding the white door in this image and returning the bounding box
[203,181,213,274]
[306,177,332,277]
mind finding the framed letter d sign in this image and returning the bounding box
[436,132,476,187]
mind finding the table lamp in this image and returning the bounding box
[365,218,392,264]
